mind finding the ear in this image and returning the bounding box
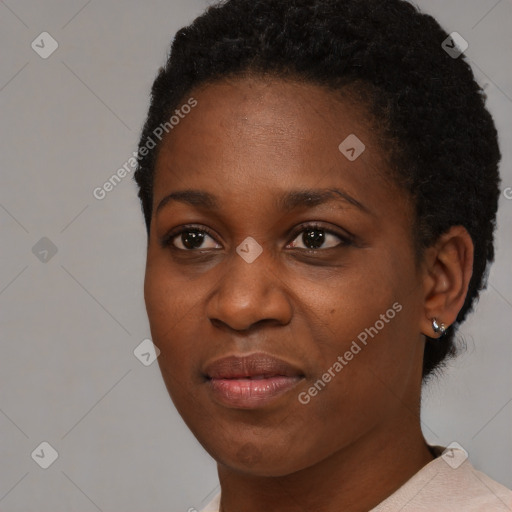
[420,226,474,338]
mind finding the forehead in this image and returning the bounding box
[153,76,402,215]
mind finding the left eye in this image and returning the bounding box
[287,227,347,250]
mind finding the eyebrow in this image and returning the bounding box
[155,187,371,216]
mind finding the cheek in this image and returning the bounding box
[302,312,420,462]
[144,260,209,420]
[144,256,199,365]
[300,251,418,388]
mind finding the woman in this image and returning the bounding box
[133,0,512,510]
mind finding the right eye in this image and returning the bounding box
[161,227,222,251]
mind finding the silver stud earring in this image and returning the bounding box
[431,318,447,336]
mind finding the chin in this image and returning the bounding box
[202,436,317,477]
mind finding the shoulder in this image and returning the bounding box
[371,445,512,511]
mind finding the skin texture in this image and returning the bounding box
[144,76,474,512]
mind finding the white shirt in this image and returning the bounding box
[200,446,512,511]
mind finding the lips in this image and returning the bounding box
[204,353,304,379]
[203,352,305,409]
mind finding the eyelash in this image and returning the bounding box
[160,222,354,252]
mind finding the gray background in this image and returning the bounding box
[0,1,510,511]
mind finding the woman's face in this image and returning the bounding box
[144,76,427,476]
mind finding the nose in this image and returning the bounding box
[206,245,293,332]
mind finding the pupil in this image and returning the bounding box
[182,230,205,249]
[303,229,324,249]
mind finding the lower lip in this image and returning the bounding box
[207,376,303,409]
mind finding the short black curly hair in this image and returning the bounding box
[133,0,501,380]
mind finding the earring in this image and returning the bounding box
[431,318,447,336]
